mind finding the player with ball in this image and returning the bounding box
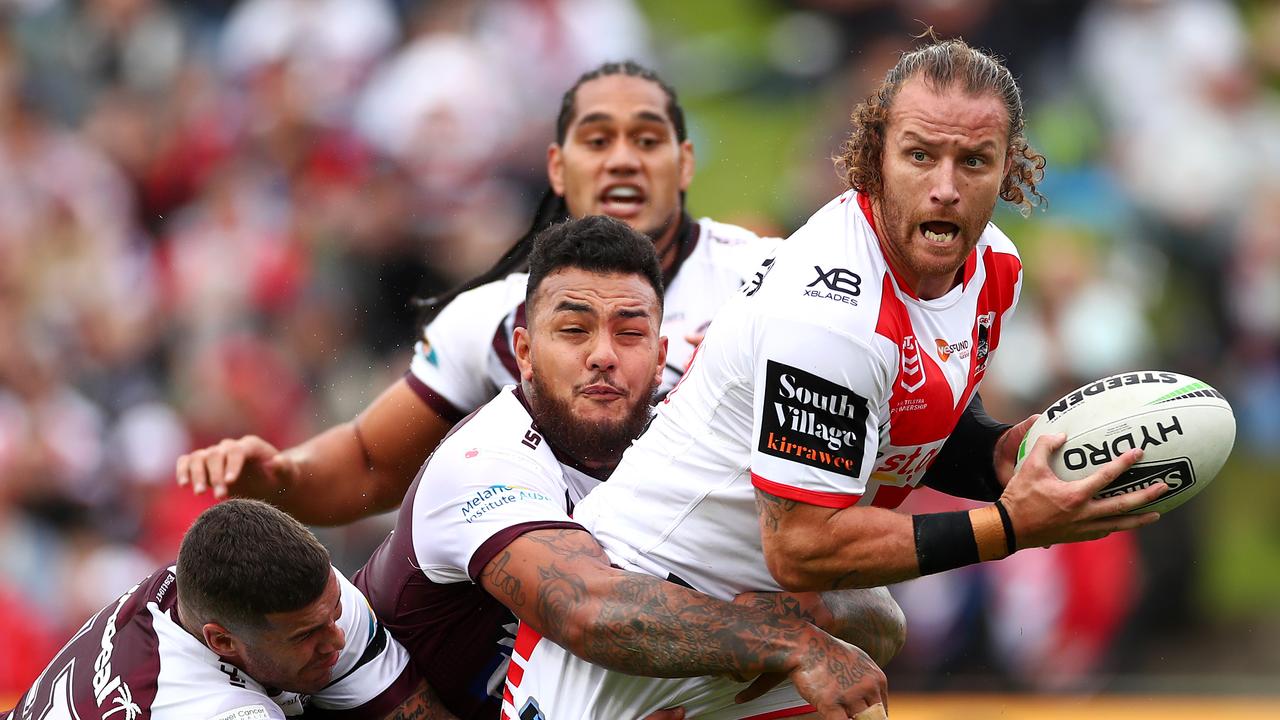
[501,38,1236,719]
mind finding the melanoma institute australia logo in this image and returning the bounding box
[758,361,870,477]
[460,485,552,524]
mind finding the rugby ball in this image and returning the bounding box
[1014,371,1235,515]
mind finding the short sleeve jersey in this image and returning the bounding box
[354,386,605,720]
[573,191,1024,600]
[405,218,778,422]
[8,566,417,720]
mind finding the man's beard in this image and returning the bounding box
[528,372,658,471]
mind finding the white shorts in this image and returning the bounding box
[501,623,812,720]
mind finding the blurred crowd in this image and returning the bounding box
[0,0,1276,703]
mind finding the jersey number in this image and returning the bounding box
[521,429,542,450]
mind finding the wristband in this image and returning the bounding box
[993,499,1017,555]
[913,511,979,576]
[914,505,1015,576]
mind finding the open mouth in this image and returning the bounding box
[599,184,646,218]
[920,221,959,244]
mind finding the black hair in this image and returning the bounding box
[177,499,331,634]
[414,60,686,333]
[525,215,664,323]
[555,60,687,144]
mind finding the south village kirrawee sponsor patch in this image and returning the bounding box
[758,361,870,477]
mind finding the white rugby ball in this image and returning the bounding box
[1014,370,1235,515]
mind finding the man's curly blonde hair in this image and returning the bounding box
[834,38,1046,213]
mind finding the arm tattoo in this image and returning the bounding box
[480,550,526,609]
[523,528,812,681]
[386,678,459,720]
[755,489,799,533]
[814,588,906,666]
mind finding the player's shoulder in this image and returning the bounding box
[687,217,781,273]
[427,273,528,328]
[427,387,554,469]
[977,221,1020,259]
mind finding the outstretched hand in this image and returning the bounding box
[1000,433,1165,550]
[175,435,295,500]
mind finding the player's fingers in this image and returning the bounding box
[175,454,191,487]
[1077,448,1144,497]
[734,671,785,704]
[640,707,685,720]
[206,445,229,499]
[222,444,247,488]
[1024,432,1066,468]
[853,702,888,720]
[187,451,209,495]
[1083,511,1161,537]
[1097,480,1167,516]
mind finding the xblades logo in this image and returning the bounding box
[806,266,862,295]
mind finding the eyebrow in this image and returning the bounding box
[575,110,670,129]
[552,301,651,320]
[902,131,998,154]
[287,593,341,641]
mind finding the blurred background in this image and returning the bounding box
[0,0,1276,713]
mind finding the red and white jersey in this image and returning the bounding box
[8,566,416,720]
[574,191,1023,600]
[355,386,606,719]
[405,218,778,422]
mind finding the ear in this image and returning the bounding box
[678,139,695,192]
[202,622,240,658]
[1002,145,1015,178]
[548,144,566,197]
[654,335,669,387]
[513,326,535,383]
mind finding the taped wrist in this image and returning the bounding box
[913,505,1013,576]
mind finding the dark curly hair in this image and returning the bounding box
[834,38,1046,213]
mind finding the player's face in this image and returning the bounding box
[516,268,667,467]
[873,77,1012,299]
[549,75,694,249]
[239,570,345,695]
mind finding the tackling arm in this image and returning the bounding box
[177,379,453,525]
[479,527,888,715]
[732,587,906,667]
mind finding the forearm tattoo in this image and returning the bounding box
[387,679,459,720]
[502,530,881,690]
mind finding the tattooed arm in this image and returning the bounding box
[479,527,888,717]
[731,587,906,666]
[383,679,458,720]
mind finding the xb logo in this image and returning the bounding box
[808,266,862,296]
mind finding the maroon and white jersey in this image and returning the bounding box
[574,190,1024,600]
[355,386,603,720]
[405,217,778,423]
[8,566,417,720]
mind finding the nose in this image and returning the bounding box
[586,333,619,373]
[604,139,640,175]
[319,622,346,655]
[930,160,960,207]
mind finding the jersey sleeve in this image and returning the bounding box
[405,277,526,421]
[411,450,582,584]
[748,316,891,508]
[303,570,420,717]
